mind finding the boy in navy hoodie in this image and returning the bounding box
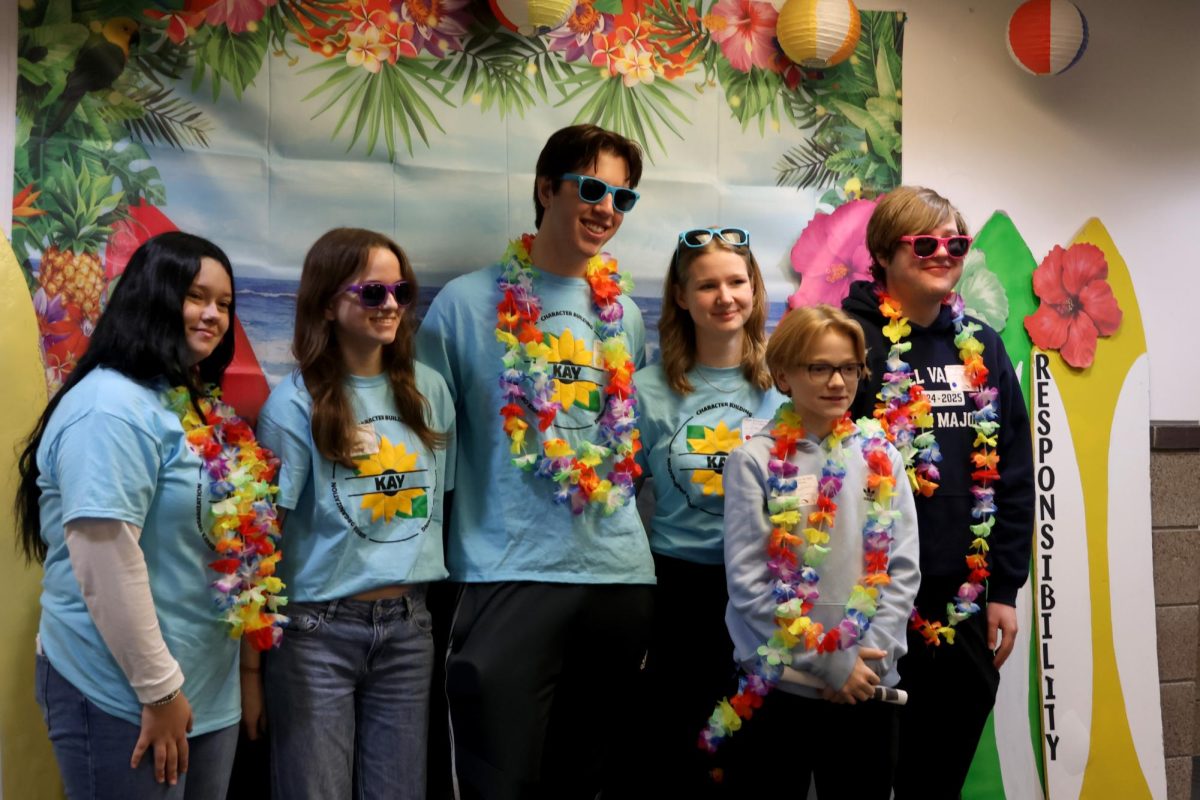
[842,186,1034,799]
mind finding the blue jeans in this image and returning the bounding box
[265,590,434,800]
[34,654,237,800]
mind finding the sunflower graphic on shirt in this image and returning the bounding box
[686,420,743,497]
[354,437,428,521]
[547,328,601,412]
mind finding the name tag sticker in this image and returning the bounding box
[741,417,770,441]
[794,474,818,507]
[943,364,967,391]
[351,423,379,457]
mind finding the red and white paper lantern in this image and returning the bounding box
[1007,0,1089,76]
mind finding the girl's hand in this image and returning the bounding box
[241,668,267,740]
[131,692,194,785]
[825,647,885,705]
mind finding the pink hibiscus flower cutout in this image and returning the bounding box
[1024,243,1123,369]
[703,0,778,73]
[787,199,877,308]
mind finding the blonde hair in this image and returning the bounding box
[765,305,867,395]
[867,186,970,283]
[657,234,771,395]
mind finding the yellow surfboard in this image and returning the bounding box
[1031,219,1165,798]
[0,231,59,797]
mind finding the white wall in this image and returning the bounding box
[3,0,1197,420]
[875,0,1200,421]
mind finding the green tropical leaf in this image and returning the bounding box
[775,139,837,190]
[101,81,213,149]
[958,250,1010,332]
[190,25,270,102]
[874,45,896,100]
[303,58,452,158]
[561,72,691,159]
[716,62,783,133]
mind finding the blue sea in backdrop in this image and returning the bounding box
[237,276,789,387]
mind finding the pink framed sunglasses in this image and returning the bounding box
[897,234,973,259]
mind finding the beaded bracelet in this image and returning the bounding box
[145,688,181,708]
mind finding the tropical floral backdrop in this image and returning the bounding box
[12,0,905,393]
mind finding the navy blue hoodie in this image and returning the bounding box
[842,280,1034,610]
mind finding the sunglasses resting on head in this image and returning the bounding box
[677,227,750,249]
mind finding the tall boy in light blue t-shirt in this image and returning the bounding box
[415,124,653,798]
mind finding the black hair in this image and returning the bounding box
[14,231,237,563]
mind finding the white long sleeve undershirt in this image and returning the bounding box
[64,518,184,704]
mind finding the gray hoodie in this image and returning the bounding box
[723,429,921,698]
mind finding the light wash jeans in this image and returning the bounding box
[264,589,434,800]
[34,654,238,800]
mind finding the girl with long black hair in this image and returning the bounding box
[15,232,283,798]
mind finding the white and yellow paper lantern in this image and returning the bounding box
[1007,0,1089,76]
[776,0,861,70]
[489,0,575,36]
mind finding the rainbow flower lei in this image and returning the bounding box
[165,386,287,651]
[874,288,1000,646]
[700,402,897,752]
[495,234,641,514]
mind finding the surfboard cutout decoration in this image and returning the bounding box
[0,230,61,798]
[1028,218,1165,799]
[961,211,1046,800]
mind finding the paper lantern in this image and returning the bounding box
[1007,0,1089,75]
[776,0,861,70]
[489,0,574,36]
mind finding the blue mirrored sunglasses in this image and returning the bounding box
[678,227,751,248]
[560,173,640,213]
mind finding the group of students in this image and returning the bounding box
[15,123,1033,800]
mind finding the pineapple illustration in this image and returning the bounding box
[36,159,124,323]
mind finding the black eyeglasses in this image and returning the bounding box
[897,235,973,259]
[803,363,866,382]
[678,227,750,248]
[560,173,640,213]
[343,281,414,309]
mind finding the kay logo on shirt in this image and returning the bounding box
[519,310,609,431]
[666,402,752,517]
[329,417,435,543]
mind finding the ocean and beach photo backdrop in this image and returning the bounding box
[12,1,1086,798]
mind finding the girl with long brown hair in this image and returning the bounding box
[242,228,453,800]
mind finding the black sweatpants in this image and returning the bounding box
[721,688,899,797]
[445,581,653,800]
[893,600,1000,800]
[616,553,739,799]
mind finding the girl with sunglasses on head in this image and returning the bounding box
[629,226,782,795]
[15,232,284,798]
[713,305,919,797]
[841,187,1034,799]
[245,228,454,800]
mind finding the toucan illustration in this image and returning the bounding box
[42,17,140,139]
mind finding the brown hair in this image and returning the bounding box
[658,234,771,395]
[533,124,644,228]
[765,305,868,396]
[866,186,970,283]
[293,228,446,468]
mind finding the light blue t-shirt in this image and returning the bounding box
[36,368,239,734]
[256,363,455,602]
[415,262,655,584]
[635,364,784,564]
